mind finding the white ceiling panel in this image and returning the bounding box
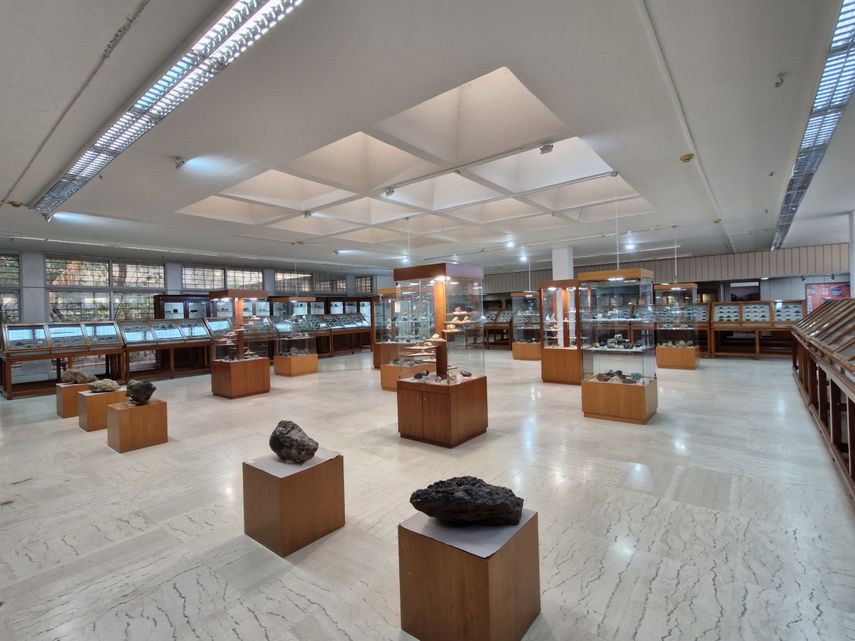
[528,175,639,212]
[466,137,613,193]
[578,197,655,223]
[382,173,503,212]
[312,197,421,226]
[286,131,440,192]
[222,169,356,212]
[383,214,466,235]
[176,195,290,225]
[442,198,540,224]
[332,227,405,244]
[268,214,360,236]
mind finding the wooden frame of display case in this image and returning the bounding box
[372,287,398,368]
[0,322,125,399]
[711,300,806,358]
[119,319,211,382]
[791,299,855,503]
[538,279,582,384]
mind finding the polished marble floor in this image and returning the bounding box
[0,352,854,641]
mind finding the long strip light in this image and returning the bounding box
[31,0,305,216]
[771,0,855,249]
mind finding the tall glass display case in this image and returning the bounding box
[391,263,488,447]
[654,283,700,369]
[511,291,541,361]
[273,323,318,377]
[539,280,581,383]
[578,268,657,424]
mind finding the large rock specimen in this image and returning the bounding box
[409,476,524,526]
[61,369,96,384]
[88,379,120,393]
[269,420,318,464]
[126,379,156,405]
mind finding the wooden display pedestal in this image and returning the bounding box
[273,354,318,377]
[656,346,699,370]
[107,399,168,453]
[242,450,345,556]
[77,389,127,431]
[380,363,436,391]
[540,347,582,384]
[581,378,658,425]
[398,510,540,641]
[512,342,541,361]
[210,358,270,398]
[396,375,488,447]
[56,383,89,418]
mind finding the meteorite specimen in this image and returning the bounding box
[409,476,524,526]
[126,379,156,405]
[269,420,318,464]
[88,379,120,393]
[61,369,96,384]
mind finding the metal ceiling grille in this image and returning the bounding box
[31,0,306,216]
[772,0,855,249]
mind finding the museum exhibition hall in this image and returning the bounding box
[3,1,855,640]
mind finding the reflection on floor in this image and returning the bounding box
[0,352,853,640]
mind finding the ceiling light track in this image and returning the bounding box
[771,0,855,249]
[30,0,307,216]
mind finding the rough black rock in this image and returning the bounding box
[126,379,156,405]
[409,476,524,526]
[61,369,96,384]
[88,379,120,393]
[269,420,318,464]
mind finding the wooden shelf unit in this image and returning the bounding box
[396,375,488,447]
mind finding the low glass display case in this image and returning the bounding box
[539,281,581,382]
[47,323,88,352]
[176,319,211,342]
[578,268,657,424]
[84,321,122,349]
[150,320,185,343]
[204,318,234,340]
[118,321,158,346]
[2,323,49,353]
[243,315,276,340]
[511,291,540,360]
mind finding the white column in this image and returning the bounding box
[551,246,575,280]
[849,211,855,297]
[20,251,47,322]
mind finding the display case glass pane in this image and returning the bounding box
[310,301,325,315]
[177,319,210,339]
[773,301,805,324]
[541,285,578,349]
[204,318,234,338]
[47,323,87,349]
[741,302,770,323]
[214,300,234,318]
[4,324,49,351]
[277,329,316,357]
[84,321,120,346]
[581,275,655,384]
[344,302,357,313]
[713,303,741,323]
[359,301,371,317]
[442,275,485,377]
[187,302,207,318]
[512,293,540,344]
[151,321,185,342]
[244,316,275,338]
[163,302,185,319]
[330,301,344,314]
[119,322,157,344]
[655,305,699,348]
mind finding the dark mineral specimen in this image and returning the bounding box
[126,379,156,405]
[269,420,318,464]
[61,369,97,384]
[409,476,523,526]
[88,379,120,393]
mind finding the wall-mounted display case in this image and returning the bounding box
[578,268,657,424]
[539,281,581,382]
[154,295,210,320]
[511,292,540,361]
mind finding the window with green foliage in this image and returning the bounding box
[227,268,263,289]
[48,291,111,321]
[111,262,165,289]
[274,271,312,293]
[0,291,19,323]
[182,266,225,290]
[113,292,156,320]
[0,256,20,286]
[354,276,373,293]
[45,257,109,287]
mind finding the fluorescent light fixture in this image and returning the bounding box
[31,0,307,215]
[670,286,684,291]
[607,276,625,281]
[519,255,528,262]
[506,240,515,248]
[771,0,855,249]
[761,276,769,280]
[547,287,557,291]
[401,256,410,264]
[625,242,636,251]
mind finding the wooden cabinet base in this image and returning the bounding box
[210,358,270,398]
[56,383,89,418]
[656,346,699,369]
[398,510,540,641]
[512,342,542,361]
[78,389,127,431]
[242,450,345,557]
[273,354,318,377]
[581,378,658,424]
[380,363,436,391]
[397,375,488,447]
[107,399,168,452]
[540,347,582,384]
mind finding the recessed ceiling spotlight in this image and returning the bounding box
[539,143,554,155]
[625,242,636,251]
[506,240,514,248]
[385,187,395,197]
[519,255,528,262]
[774,72,785,88]
[401,255,410,264]
[679,153,695,163]
[174,156,185,169]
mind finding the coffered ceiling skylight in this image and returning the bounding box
[527,175,637,213]
[310,197,421,226]
[222,169,356,211]
[268,213,360,236]
[176,195,290,225]
[379,173,504,212]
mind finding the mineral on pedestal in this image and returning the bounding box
[88,379,120,393]
[61,369,97,384]
[269,420,319,464]
[409,476,523,526]
[126,379,156,405]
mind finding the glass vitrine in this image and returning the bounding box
[773,300,805,326]
[204,318,234,340]
[176,319,211,342]
[655,306,699,348]
[118,321,157,346]
[213,299,234,318]
[187,301,208,319]
[654,283,698,306]
[243,315,276,340]
[712,303,741,325]
[741,302,771,325]
[150,320,185,343]
[83,321,122,349]
[2,323,49,353]
[46,323,88,352]
[579,271,655,386]
[359,301,372,317]
[511,292,540,345]
[310,301,325,315]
